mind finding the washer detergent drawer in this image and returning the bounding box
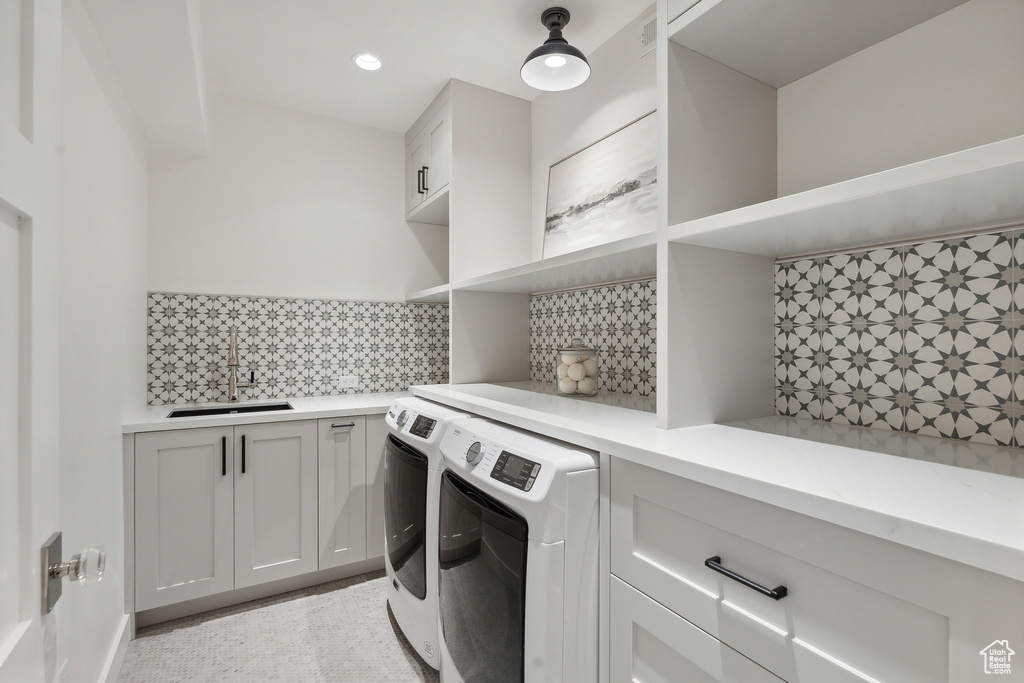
[384,434,429,599]
[610,459,948,683]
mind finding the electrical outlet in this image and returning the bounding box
[338,375,359,389]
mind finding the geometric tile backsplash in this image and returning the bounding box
[147,292,449,405]
[775,228,1024,446]
[530,279,656,399]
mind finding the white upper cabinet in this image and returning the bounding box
[405,86,452,225]
[234,420,320,589]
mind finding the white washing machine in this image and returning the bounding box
[437,417,599,683]
[384,397,469,669]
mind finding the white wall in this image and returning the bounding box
[148,94,448,301]
[778,0,1024,196]
[531,6,657,260]
[60,2,149,680]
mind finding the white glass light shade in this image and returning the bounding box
[521,40,590,91]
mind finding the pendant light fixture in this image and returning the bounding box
[521,7,591,92]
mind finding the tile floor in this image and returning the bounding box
[117,570,439,682]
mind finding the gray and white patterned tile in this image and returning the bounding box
[821,324,903,397]
[905,401,1013,446]
[821,394,902,431]
[904,320,1013,406]
[904,232,1012,322]
[774,258,820,328]
[821,248,902,325]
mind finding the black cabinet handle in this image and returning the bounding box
[221,436,226,476]
[417,168,424,195]
[241,434,246,474]
[421,165,429,193]
[705,556,788,601]
[331,422,356,429]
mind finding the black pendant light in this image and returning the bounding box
[521,7,591,92]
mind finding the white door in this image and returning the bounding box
[424,107,450,199]
[0,1,63,680]
[234,421,318,588]
[134,428,235,611]
[317,417,367,570]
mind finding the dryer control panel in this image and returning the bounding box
[408,415,437,439]
[491,451,541,492]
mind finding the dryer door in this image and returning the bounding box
[439,470,528,682]
[385,434,428,599]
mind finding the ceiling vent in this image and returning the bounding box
[639,12,656,57]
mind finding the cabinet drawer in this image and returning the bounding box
[611,575,782,683]
[610,459,948,683]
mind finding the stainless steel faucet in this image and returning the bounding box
[227,325,255,402]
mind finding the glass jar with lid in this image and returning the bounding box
[555,338,599,397]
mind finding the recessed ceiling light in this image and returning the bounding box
[353,53,382,71]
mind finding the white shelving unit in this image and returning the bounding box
[668,134,1024,258]
[666,0,968,88]
[405,284,450,304]
[452,232,656,295]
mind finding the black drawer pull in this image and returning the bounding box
[331,422,356,429]
[221,436,227,476]
[417,168,424,195]
[241,434,246,474]
[705,556,788,601]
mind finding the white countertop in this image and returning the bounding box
[123,392,407,434]
[411,382,1024,583]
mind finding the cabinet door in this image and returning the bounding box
[135,427,234,611]
[610,576,783,683]
[364,414,388,559]
[423,106,449,200]
[234,421,319,588]
[406,131,429,213]
[317,417,367,570]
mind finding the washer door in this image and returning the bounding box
[385,434,428,599]
[439,470,528,682]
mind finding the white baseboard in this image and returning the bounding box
[100,615,131,683]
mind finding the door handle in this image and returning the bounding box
[221,436,227,476]
[241,434,246,474]
[417,168,424,195]
[421,165,429,193]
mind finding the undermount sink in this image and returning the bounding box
[166,402,294,418]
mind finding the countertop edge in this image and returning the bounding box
[123,392,408,434]
[411,384,1024,584]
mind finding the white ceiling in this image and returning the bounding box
[196,0,654,134]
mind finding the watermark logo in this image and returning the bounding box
[981,640,1015,675]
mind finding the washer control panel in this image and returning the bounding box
[408,415,436,439]
[490,451,541,492]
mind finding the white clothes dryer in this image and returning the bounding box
[384,397,469,669]
[437,417,599,683]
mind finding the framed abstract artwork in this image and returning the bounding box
[543,111,657,258]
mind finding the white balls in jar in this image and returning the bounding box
[567,362,586,381]
[556,348,598,396]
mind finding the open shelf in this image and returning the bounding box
[451,232,657,295]
[667,134,1024,258]
[667,0,968,88]
[405,283,450,304]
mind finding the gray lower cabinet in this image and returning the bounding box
[364,414,387,560]
[134,415,382,613]
[317,417,367,570]
[609,457,1024,683]
[233,421,319,589]
[610,576,782,683]
[134,426,234,611]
